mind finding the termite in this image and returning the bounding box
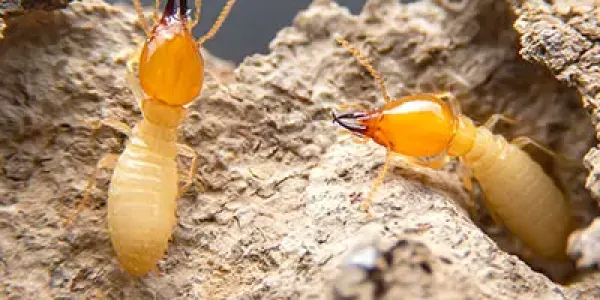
[70,0,237,276]
[331,36,574,260]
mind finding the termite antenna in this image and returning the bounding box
[189,0,202,29]
[197,0,237,46]
[133,0,151,36]
[152,0,161,28]
[335,36,392,103]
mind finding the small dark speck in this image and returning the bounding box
[551,286,567,298]
[419,261,432,274]
[337,169,350,178]
[395,239,409,248]
[49,268,68,288]
[440,257,452,264]
[349,192,361,204]
[57,122,73,131]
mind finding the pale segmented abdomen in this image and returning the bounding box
[462,128,572,259]
[107,124,178,276]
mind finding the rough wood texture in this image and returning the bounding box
[0,0,597,298]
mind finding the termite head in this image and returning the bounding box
[139,0,203,106]
[333,94,457,157]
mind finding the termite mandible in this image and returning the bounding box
[70,0,237,276]
[332,36,574,260]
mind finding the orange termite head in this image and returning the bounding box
[138,0,204,106]
[333,94,458,157]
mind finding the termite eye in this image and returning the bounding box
[139,19,204,106]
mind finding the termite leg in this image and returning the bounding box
[361,150,393,217]
[196,0,237,46]
[338,130,370,144]
[203,67,234,94]
[511,136,579,167]
[351,135,369,144]
[126,46,145,108]
[511,136,556,156]
[89,119,132,137]
[65,154,119,226]
[457,163,474,198]
[483,114,517,131]
[397,154,451,170]
[334,35,392,103]
[456,160,477,214]
[352,136,369,144]
[132,0,151,36]
[435,92,462,118]
[176,143,200,197]
[415,155,451,170]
